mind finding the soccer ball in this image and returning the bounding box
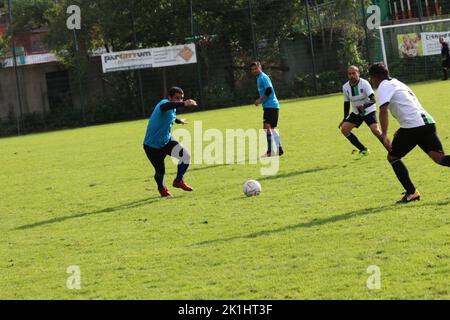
[243,180,262,197]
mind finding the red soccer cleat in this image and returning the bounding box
[158,187,172,198]
[173,180,194,192]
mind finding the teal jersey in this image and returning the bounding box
[257,72,280,109]
[143,99,177,149]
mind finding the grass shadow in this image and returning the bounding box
[259,165,339,181]
[194,204,395,246]
[15,197,161,231]
[188,163,231,172]
[193,199,450,247]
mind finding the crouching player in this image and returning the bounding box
[143,87,197,197]
[339,65,383,157]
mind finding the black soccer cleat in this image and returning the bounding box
[397,190,421,204]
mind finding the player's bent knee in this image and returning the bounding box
[428,151,444,165]
[340,125,349,135]
[434,155,444,165]
[180,149,191,164]
[341,128,351,137]
[388,155,399,163]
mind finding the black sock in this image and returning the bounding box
[346,133,367,152]
[390,159,416,194]
[440,155,450,167]
[154,173,165,189]
[267,133,273,153]
[175,163,189,182]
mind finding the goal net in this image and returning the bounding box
[376,18,450,82]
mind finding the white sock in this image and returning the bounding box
[273,130,282,149]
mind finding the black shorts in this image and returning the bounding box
[263,108,279,128]
[390,124,444,159]
[344,111,378,128]
[143,140,188,174]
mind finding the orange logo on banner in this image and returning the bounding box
[178,46,194,62]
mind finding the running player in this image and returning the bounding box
[143,87,197,197]
[250,61,284,157]
[339,65,383,157]
[369,62,450,203]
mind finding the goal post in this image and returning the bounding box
[376,18,450,82]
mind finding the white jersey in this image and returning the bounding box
[377,78,435,129]
[343,78,376,116]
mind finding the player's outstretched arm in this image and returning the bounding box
[176,101,196,125]
[160,101,185,112]
[184,99,198,108]
[161,100,197,112]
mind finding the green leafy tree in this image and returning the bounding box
[0,35,11,68]
[306,0,370,71]
[8,0,373,110]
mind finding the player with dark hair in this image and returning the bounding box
[439,36,450,80]
[143,87,197,197]
[339,65,383,157]
[369,62,450,203]
[250,61,284,157]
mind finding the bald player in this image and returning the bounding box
[339,65,384,157]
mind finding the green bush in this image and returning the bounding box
[388,56,442,83]
[0,118,18,136]
[293,70,345,97]
[202,84,237,109]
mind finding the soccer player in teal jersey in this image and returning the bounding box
[250,61,284,157]
[143,87,197,197]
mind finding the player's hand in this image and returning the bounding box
[255,98,262,106]
[184,99,197,108]
[178,119,188,125]
[382,135,392,152]
[338,121,344,129]
[356,105,365,113]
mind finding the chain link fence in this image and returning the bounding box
[0,0,448,136]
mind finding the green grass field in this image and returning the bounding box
[1,81,449,300]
